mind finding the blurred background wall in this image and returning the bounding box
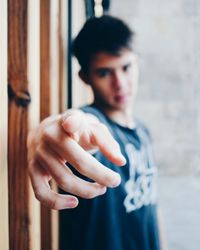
[1,1,199,249]
[110,1,200,249]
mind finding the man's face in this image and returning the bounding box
[85,49,139,112]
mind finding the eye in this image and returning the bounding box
[96,69,111,78]
[123,64,131,72]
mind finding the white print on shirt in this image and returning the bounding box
[123,143,157,213]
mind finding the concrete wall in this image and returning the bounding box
[111,1,200,249]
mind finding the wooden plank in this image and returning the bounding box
[50,0,59,115]
[27,0,41,249]
[40,1,61,248]
[40,1,52,250]
[40,0,51,120]
[51,181,59,250]
[58,0,64,113]
[50,1,60,249]
[0,1,9,249]
[8,0,30,249]
[60,0,68,112]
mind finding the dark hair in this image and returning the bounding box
[73,15,134,73]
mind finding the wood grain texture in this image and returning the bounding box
[50,1,59,248]
[50,0,59,115]
[40,1,53,250]
[8,0,30,249]
[50,0,61,250]
[60,0,68,112]
[58,0,64,113]
[0,0,9,249]
[40,0,51,120]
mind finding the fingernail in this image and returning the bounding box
[120,155,126,164]
[100,187,107,195]
[111,173,121,188]
[61,114,72,125]
[116,154,126,166]
[65,197,79,208]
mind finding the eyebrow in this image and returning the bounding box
[95,62,132,71]
[95,67,111,72]
[93,59,133,74]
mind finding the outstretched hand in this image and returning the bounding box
[27,109,126,210]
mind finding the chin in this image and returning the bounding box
[111,102,129,111]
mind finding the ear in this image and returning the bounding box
[79,70,90,85]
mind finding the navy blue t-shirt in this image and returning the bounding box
[59,104,160,250]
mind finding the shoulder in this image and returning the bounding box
[80,104,108,124]
[80,104,99,114]
[135,118,153,142]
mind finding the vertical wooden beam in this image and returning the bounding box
[8,0,30,249]
[40,0,51,120]
[0,1,9,250]
[50,1,60,248]
[67,0,72,108]
[40,1,52,250]
[58,0,64,113]
[60,0,68,112]
[40,0,59,249]
[50,0,59,115]
[40,0,67,249]
[28,0,41,249]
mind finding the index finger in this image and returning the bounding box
[61,111,126,165]
[53,135,122,188]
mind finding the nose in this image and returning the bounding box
[112,71,127,90]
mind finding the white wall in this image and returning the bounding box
[111,1,200,249]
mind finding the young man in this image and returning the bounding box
[28,16,161,250]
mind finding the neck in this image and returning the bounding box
[106,109,135,128]
[94,102,135,129]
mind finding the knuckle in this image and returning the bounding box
[42,126,54,142]
[34,188,58,210]
[49,196,59,210]
[34,188,46,203]
[103,174,114,185]
[28,160,35,173]
[76,163,88,176]
[82,189,96,199]
[101,123,109,132]
[57,175,70,190]
[96,122,108,131]
[34,145,44,161]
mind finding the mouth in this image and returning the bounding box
[114,94,128,103]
